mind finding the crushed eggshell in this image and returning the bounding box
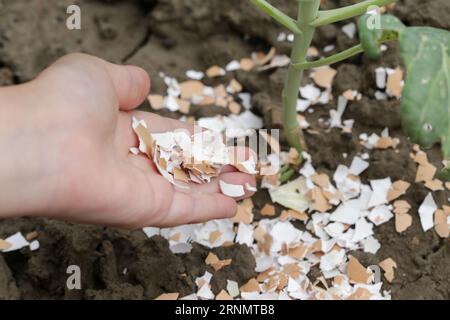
[129,147,140,155]
[253,47,276,66]
[342,22,356,39]
[394,201,413,233]
[208,230,223,245]
[245,183,257,192]
[226,60,241,72]
[375,67,387,89]
[418,193,437,232]
[379,258,397,283]
[220,180,245,197]
[227,280,240,298]
[434,209,449,238]
[0,239,12,251]
[261,203,276,217]
[180,80,204,99]
[424,179,444,191]
[177,98,191,114]
[148,94,165,110]
[132,118,256,192]
[376,136,398,149]
[320,249,346,272]
[309,186,332,213]
[29,240,40,251]
[205,252,232,271]
[386,67,403,99]
[416,163,437,183]
[258,55,290,71]
[307,46,319,57]
[395,213,412,233]
[352,218,374,243]
[240,278,260,293]
[310,66,337,89]
[186,70,204,80]
[233,198,254,224]
[227,78,243,94]
[1,232,29,252]
[348,287,373,300]
[206,65,226,78]
[393,200,411,214]
[349,156,369,176]
[216,290,233,300]
[343,89,360,101]
[197,284,215,300]
[347,256,373,284]
[388,180,410,201]
[155,293,179,300]
[228,101,242,114]
[280,209,309,222]
[240,58,255,71]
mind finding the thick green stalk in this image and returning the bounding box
[283,0,320,153]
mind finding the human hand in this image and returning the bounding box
[0,53,255,229]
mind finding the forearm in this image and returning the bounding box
[0,83,59,218]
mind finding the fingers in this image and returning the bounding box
[159,191,237,227]
[188,172,256,201]
[131,110,196,134]
[220,165,238,174]
[124,155,255,228]
[102,62,151,111]
[116,113,140,151]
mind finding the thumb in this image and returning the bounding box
[102,62,151,111]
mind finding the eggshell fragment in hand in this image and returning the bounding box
[219,180,245,197]
[131,117,257,188]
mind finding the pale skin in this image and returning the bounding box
[0,53,256,229]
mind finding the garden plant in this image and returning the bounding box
[250,0,450,178]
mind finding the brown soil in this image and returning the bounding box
[0,0,448,299]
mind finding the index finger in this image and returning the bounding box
[132,110,197,134]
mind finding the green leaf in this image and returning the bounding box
[399,27,450,157]
[358,15,450,178]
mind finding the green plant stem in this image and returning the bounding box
[283,0,321,154]
[292,34,397,69]
[279,164,291,175]
[293,44,364,69]
[280,168,295,183]
[310,0,397,27]
[291,28,402,69]
[250,0,302,34]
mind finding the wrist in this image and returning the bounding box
[0,83,61,218]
